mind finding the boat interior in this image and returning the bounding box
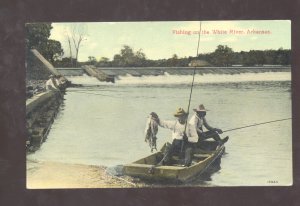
[134,141,220,166]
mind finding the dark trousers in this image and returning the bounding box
[161,139,193,166]
[197,130,221,142]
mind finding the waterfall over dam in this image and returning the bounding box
[56,66,291,83]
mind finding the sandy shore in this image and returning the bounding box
[26,160,142,189]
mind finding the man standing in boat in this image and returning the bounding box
[153,108,198,167]
[189,104,229,146]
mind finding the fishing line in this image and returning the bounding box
[67,90,156,99]
[223,118,292,133]
[67,91,123,98]
[67,89,130,93]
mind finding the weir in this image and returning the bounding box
[57,66,291,83]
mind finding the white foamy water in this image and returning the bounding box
[67,74,114,86]
[115,72,291,85]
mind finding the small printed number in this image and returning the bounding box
[267,180,278,183]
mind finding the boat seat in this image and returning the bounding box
[193,154,210,158]
[172,155,181,161]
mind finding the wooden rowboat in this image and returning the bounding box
[123,141,225,182]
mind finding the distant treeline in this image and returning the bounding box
[24,23,290,68]
[54,45,291,68]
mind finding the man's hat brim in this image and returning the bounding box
[174,112,188,117]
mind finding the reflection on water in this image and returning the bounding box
[27,73,292,186]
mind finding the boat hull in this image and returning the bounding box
[123,141,225,182]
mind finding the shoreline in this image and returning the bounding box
[26,159,143,188]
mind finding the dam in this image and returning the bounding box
[57,65,291,82]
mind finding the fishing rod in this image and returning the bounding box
[67,89,130,93]
[185,21,202,119]
[222,118,292,133]
[66,90,156,99]
[181,21,202,152]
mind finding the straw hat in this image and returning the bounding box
[174,108,188,117]
[193,104,209,112]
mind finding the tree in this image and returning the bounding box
[120,45,135,66]
[43,40,64,64]
[25,23,52,51]
[97,57,110,67]
[211,45,234,66]
[275,48,290,65]
[112,54,123,66]
[242,50,265,66]
[87,56,97,65]
[134,49,147,66]
[170,54,179,66]
[63,24,87,67]
[112,45,147,67]
[65,33,73,67]
[54,57,77,67]
[25,23,64,64]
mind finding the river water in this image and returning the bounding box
[27,72,292,186]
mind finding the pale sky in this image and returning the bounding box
[50,20,291,62]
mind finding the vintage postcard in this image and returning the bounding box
[25,20,291,188]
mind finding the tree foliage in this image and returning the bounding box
[210,45,234,66]
[54,44,290,67]
[25,23,52,50]
[87,56,97,65]
[97,57,111,67]
[54,57,77,67]
[43,40,64,64]
[112,45,147,66]
[25,23,64,64]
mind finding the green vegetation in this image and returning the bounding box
[78,45,290,68]
[25,23,64,65]
[25,23,290,68]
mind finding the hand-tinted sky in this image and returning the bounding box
[50,20,291,62]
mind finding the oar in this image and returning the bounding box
[222,118,291,133]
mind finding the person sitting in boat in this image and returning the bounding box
[153,108,198,167]
[189,104,229,146]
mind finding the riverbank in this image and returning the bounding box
[26,160,143,188]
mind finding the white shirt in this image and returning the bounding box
[159,120,198,143]
[46,78,59,91]
[189,113,215,132]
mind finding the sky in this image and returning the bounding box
[50,20,291,62]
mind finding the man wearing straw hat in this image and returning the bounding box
[189,104,229,145]
[153,107,198,167]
